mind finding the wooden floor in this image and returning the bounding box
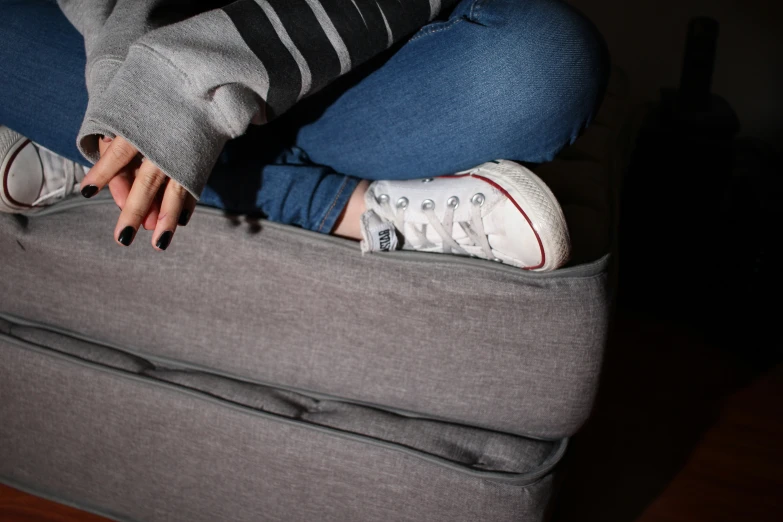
[552,311,783,522]
[1,311,781,522]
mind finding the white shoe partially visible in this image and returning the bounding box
[360,160,570,271]
[0,125,87,213]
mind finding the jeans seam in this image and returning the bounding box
[470,0,493,24]
[316,176,350,233]
[409,17,464,42]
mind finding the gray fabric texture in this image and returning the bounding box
[1,318,557,475]
[0,200,608,439]
[0,335,561,522]
[11,324,153,373]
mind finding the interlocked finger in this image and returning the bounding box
[178,191,197,227]
[80,136,139,198]
[114,158,169,246]
[142,183,165,231]
[152,179,190,251]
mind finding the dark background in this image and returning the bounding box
[551,1,782,520]
[574,0,782,355]
[571,0,783,152]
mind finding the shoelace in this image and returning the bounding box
[30,150,82,207]
[376,192,497,259]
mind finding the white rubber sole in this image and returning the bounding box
[466,160,571,271]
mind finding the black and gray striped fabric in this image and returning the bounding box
[223,0,437,117]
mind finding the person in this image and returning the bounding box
[0,0,609,271]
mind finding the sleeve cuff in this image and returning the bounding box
[77,58,123,164]
[76,45,248,200]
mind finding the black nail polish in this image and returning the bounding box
[81,185,99,198]
[156,231,173,251]
[118,226,135,246]
[178,209,191,226]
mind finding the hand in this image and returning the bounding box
[80,136,196,250]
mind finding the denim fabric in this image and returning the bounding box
[0,0,88,165]
[0,0,609,233]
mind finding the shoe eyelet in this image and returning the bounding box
[377,194,390,204]
[396,197,409,209]
[421,199,435,211]
[421,178,434,183]
[492,257,503,263]
[471,193,485,206]
[447,196,460,209]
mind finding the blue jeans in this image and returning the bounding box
[0,0,609,233]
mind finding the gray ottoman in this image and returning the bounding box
[0,66,632,521]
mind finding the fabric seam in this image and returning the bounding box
[409,17,463,41]
[133,43,247,140]
[0,329,566,486]
[18,198,611,279]
[0,311,595,441]
[317,176,351,233]
[470,0,493,23]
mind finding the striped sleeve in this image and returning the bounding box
[223,0,443,119]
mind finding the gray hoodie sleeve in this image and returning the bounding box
[58,0,455,200]
[56,1,230,146]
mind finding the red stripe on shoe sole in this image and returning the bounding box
[2,139,35,209]
[444,172,546,270]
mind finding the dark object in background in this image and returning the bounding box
[618,17,782,364]
[678,16,719,113]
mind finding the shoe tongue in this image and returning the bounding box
[360,210,399,254]
[37,144,86,200]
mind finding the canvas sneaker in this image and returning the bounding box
[360,160,570,271]
[0,125,87,213]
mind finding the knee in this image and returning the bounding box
[469,0,611,161]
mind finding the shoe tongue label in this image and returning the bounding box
[377,228,393,251]
[360,210,399,253]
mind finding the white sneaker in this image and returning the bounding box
[360,160,570,271]
[0,125,87,213]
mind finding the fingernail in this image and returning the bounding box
[156,231,173,251]
[118,226,135,246]
[178,209,191,226]
[101,136,113,143]
[81,185,99,198]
